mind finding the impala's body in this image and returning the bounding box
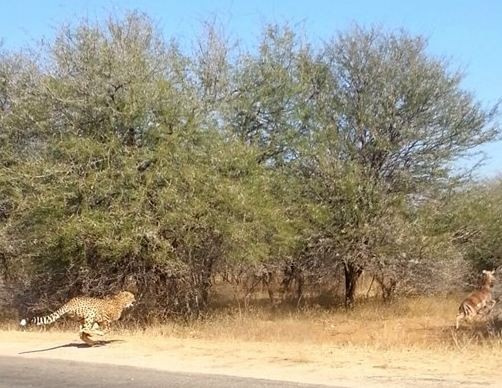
[456,270,496,329]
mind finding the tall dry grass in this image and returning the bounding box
[120,295,502,351]
[5,294,501,352]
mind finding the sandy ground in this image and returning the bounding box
[1,330,501,387]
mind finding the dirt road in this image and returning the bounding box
[0,330,498,387]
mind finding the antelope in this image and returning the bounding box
[455,269,496,329]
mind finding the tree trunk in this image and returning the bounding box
[199,254,215,308]
[344,262,363,308]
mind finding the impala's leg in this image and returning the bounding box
[477,301,495,318]
[487,318,497,336]
[455,313,463,330]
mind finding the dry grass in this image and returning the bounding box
[4,295,501,352]
[119,295,502,352]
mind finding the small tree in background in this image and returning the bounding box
[445,179,502,271]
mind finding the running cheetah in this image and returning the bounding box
[20,291,135,345]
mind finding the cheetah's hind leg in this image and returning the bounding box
[90,322,105,336]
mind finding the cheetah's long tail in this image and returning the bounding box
[20,304,70,327]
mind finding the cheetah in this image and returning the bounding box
[20,291,135,345]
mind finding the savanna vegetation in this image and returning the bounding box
[0,12,500,324]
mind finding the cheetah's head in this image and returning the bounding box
[116,291,136,308]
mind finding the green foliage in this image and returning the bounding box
[443,179,502,270]
[0,13,500,316]
[0,13,296,319]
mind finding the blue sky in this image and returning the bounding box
[1,0,501,177]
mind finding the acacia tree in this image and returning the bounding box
[294,26,499,306]
[0,13,295,320]
[222,25,322,166]
[201,24,499,307]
